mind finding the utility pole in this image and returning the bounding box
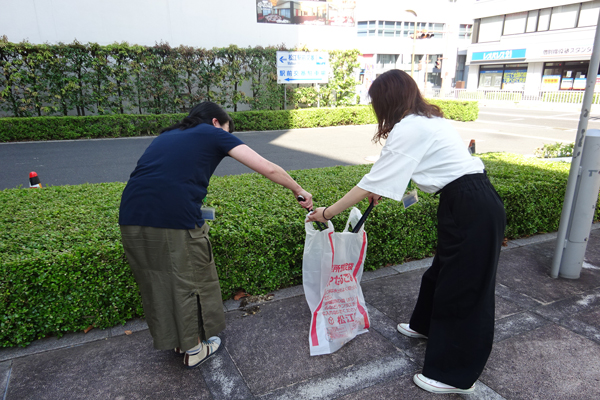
[550,11,600,279]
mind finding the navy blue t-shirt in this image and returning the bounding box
[119,123,244,229]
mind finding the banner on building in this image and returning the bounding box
[256,0,355,26]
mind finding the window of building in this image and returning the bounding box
[357,21,376,37]
[478,15,504,42]
[478,63,527,90]
[403,21,415,37]
[550,4,581,30]
[578,0,600,27]
[459,24,473,40]
[455,55,467,82]
[526,10,539,32]
[376,54,399,67]
[537,8,552,31]
[378,21,402,37]
[541,61,600,91]
[503,11,527,35]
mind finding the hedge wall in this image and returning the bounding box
[0,101,478,142]
[0,39,361,116]
[1,153,598,347]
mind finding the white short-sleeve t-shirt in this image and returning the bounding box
[358,114,484,201]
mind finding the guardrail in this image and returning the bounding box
[424,88,600,105]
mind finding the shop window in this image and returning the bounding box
[578,0,600,27]
[549,4,580,30]
[538,8,551,31]
[503,68,527,90]
[479,69,504,89]
[478,15,504,42]
[503,11,527,35]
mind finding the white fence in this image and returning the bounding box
[424,88,600,105]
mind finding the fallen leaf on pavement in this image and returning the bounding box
[234,290,250,301]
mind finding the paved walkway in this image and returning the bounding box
[1,225,599,399]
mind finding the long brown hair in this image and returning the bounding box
[368,69,443,142]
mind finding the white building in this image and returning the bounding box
[0,0,358,51]
[0,0,476,99]
[353,0,475,92]
[466,0,600,94]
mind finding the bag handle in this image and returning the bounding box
[298,195,327,231]
[351,200,375,233]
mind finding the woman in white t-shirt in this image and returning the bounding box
[307,69,506,395]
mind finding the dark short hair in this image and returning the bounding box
[160,101,234,133]
[368,69,443,142]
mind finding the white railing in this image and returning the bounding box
[423,88,600,105]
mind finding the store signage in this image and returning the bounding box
[541,75,561,91]
[276,51,329,84]
[472,49,526,62]
[542,46,592,56]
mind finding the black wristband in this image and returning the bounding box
[322,206,332,221]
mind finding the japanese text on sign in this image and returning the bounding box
[277,51,329,84]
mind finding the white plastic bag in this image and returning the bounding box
[302,207,370,356]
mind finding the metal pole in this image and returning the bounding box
[284,85,287,110]
[550,11,600,278]
[424,53,428,92]
[411,28,417,78]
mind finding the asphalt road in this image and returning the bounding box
[2,103,599,190]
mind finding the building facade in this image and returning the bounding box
[353,0,475,94]
[466,0,600,93]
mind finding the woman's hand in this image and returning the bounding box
[296,190,313,210]
[306,207,329,223]
[368,192,383,205]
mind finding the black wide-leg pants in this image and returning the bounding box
[409,172,506,389]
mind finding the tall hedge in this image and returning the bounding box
[0,38,360,117]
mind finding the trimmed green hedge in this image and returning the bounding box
[0,101,477,142]
[3,153,589,347]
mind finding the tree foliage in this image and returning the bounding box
[0,36,361,116]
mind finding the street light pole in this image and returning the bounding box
[406,9,417,78]
[411,29,417,77]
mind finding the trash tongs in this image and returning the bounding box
[297,195,328,231]
[298,196,375,233]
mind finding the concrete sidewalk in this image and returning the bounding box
[2,225,600,400]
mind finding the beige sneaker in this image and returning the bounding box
[183,336,221,369]
[413,373,475,394]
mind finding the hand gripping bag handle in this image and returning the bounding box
[298,195,327,231]
[351,200,375,233]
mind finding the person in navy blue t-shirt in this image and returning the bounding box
[119,102,313,369]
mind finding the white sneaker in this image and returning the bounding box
[183,336,221,369]
[396,323,428,339]
[413,373,475,394]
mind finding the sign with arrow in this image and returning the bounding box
[276,51,329,84]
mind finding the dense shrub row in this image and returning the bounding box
[0,38,360,116]
[0,101,478,142]
[1,153,597,347]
